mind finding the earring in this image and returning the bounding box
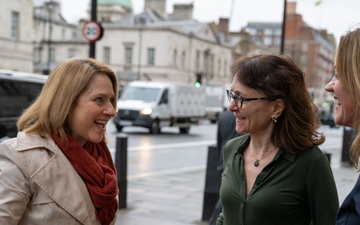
[272,117,277,124]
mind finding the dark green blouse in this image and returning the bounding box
[217,135,339,225]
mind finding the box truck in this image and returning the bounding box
[204,83,231,123]
[113,81,206,134]
[205,85,225,123]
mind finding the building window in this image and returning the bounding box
[203,51,210,74]
[195,50,200,72]
[103,47,110,64]
[300,54,308,65]
[173,49,177,65]
[217,59,221,77]
[50,47,55,63]
[264,37,272,47]
[34,47,42,63]
[125,46,132,65]
[181,51,186,69]
[210,54,214,76]
[11,12,19,39]
[147,48,155,65]
[274,37,281,46]
[302,43,308,52]
[68,48,75,58]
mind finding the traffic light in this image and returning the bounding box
[195,73,202,87]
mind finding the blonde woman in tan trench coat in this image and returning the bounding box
[0,58,119,225]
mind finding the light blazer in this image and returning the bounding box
[0,132,116,225]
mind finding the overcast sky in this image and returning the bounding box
[58,0,360,44]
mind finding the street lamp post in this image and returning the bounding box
[280,0,287,54]
[89,0,97,58]
[137,26,143,80]
[45,0,56,75]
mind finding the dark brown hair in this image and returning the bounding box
[231,54,324,153]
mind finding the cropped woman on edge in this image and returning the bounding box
[325,26,360,225]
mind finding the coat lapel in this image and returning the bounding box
[25,135,100,225]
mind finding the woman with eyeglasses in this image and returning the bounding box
[325,27,360,225]
[216,54,339,225]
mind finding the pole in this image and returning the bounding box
[115,133,128,209]
[137,27,142,80]
[89,0,97,58]
[280,0,287,54]
[46,1,54,75]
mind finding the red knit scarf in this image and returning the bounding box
[52,134,118,225]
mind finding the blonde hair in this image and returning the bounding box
[17,57,118,143]
[336,26,360,168]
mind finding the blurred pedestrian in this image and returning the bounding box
[0,58,119,225]
[208,108,239,225]
[217,54,339,225]
[324,25,360,225]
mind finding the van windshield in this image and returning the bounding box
[120,86,160,103]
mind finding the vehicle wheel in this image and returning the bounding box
[115,124,123,132]
[179,126,190,134]
[149,120,160,134]
[209,118,217,124]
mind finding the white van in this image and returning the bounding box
[113,81,206,134]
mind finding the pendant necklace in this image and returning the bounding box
[252,146,278,167]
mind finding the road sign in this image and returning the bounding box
[82,20,103,42]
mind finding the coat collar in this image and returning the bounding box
[16,132,100,225]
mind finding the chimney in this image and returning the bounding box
[172,3,193,20]
[287,1,297,14]
[218,18,229,36]
[144,0,167,18]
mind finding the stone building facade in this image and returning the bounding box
[0,0,336,109]
[0,0,34,72]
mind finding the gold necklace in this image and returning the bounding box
[252,146,278,167]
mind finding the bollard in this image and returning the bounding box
[115,133,128,209]
[323,152,331,163]
[202,144,222,221]
[341,127,356,164]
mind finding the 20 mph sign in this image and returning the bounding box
[82,20,103,42]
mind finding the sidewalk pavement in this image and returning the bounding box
[115,146,359,225]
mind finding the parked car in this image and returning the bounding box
[319,110,337,128]
[0,69,47,140]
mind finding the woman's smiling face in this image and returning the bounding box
[325,75,356,127]
[228,76,274,135]
[68,73,115,146]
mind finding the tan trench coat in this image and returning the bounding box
[0,132,117,225]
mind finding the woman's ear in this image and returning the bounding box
[272,99,285,118]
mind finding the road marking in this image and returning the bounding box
[109,141,214,179]
[110,140,216,153]
[127,165,206,180]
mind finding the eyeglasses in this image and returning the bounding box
[226,89,269,109]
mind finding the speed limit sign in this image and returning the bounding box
[82,20,103,42]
